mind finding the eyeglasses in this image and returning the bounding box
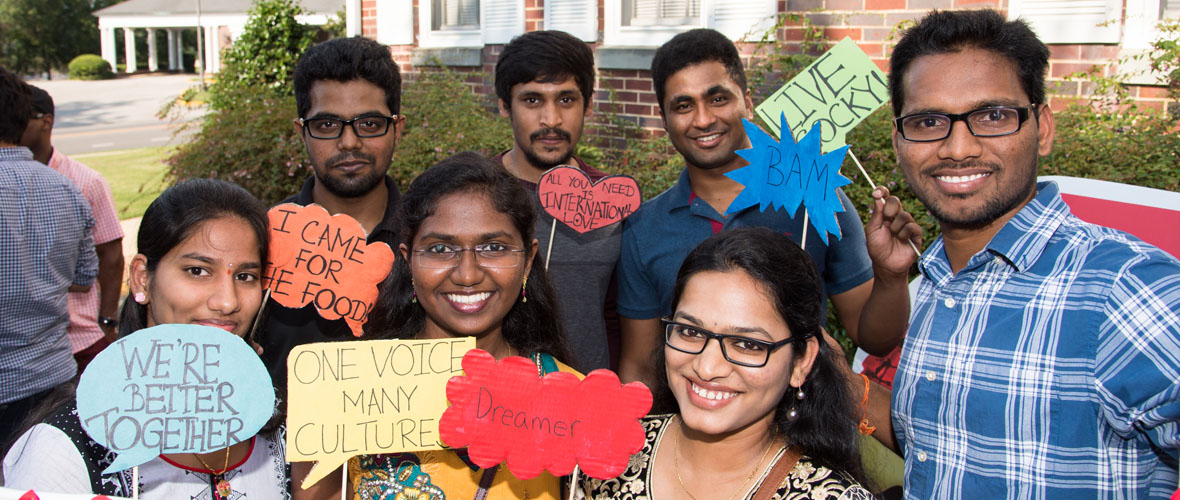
[411,243,525,269]
[662,319,805,368]
[895,105,1036,142]
[299,114,398,139]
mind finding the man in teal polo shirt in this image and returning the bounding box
[616,29,919,387]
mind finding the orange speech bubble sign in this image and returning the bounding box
[264,204,394,337]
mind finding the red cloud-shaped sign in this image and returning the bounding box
[439,350,652,480]
[537,166,641,233]
[264,204,395,337]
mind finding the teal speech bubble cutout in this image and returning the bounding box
[754,37,889,153]
[76,324,275,473]
[727,116,851,245]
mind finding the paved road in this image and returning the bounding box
[29,74,205,155]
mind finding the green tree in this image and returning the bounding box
[209,0,313,110]
[0,0,112,78]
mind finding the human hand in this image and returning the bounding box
[865,186,922,282]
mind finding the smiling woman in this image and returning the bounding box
[2,179,289,499]
[583,227,870,500]
[292,152,578,500]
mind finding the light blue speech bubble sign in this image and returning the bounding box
[76,324,275,473]
[728,116,851,245]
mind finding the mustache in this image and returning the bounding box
[920,160,999,176]
[529,128,571,143]
[326,152,377,167]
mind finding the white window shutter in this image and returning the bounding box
[709,0,777,39]
[376,0,414,45]
[545,0,597,41]
[1009,0,1122,44]
[483,0,524,44]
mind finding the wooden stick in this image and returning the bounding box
[544,218,557,271]
[848,150,921,257]
[568,465,581,500]
[133,466,139,500]
[246,287,272,346]
[801,211,809,250]
[341,466,347,500]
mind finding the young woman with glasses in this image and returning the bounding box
[583,227,871,500]
[295,152,577,500]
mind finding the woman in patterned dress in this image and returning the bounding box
[2,179,289,499]
[293,152,577,500]
[583,227,872,500]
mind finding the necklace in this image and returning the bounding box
[192,447,233,499]
[672,417,776,500]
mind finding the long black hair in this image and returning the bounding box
[652,227,866,484]
[119,179,269,337]
[366,152,574,366]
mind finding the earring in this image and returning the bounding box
[521,276,528,303]
[134,292,146,304]
[787,387,805,422]
[410,280,417,304]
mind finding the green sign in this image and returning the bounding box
[755,37,889,153]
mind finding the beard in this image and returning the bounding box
[913,160,1037,230]
[314,152,385,198]
[522,128,574,170]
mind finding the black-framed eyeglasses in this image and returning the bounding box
[895,105,1037,142]
[661,319,806,368]
[299,114,398,139]
[411,243,525,269]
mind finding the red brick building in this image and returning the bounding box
[344,0,1177,129]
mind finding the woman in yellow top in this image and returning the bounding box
[296,152,577,500]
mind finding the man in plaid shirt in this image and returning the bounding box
[866,9,1180,498]
[0,67,97,446]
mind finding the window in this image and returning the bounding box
[1162,0,1179,19]
[604,0,775,47]
[623,0,701,27]
[434,0,479,30]
[1008,0,1121,44]
[417,0,522,48]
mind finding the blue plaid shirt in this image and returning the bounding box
[0,147,96,403]
[894,182,1180,499]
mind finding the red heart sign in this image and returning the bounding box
[537,166,641,233]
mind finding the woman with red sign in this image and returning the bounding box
[583,227,872,500]
[294,152,577,500]
[3,179,289,499]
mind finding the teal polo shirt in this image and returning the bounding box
[618,168,874,320]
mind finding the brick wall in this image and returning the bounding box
[362,1,1175,133]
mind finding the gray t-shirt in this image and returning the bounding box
[495,154,622,372]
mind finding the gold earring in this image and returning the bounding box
[521,276,528,303]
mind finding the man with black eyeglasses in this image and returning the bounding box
[259,36,405,394]
[854,9,1180,499]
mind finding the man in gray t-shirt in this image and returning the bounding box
[492,30,619,371]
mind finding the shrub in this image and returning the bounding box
[164,89,308,204]
[389,66,513,186]
[68,54,113,80]
[209,0,313,111]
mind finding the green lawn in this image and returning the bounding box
[74,147,169,220]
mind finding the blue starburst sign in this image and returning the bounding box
[726,113,851,245]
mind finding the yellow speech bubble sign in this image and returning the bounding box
[285,337,475,489]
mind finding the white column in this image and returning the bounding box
[146,29,158,72]
[100,27,117,71]
[346,0,361,36]
[123,27,137,73]
[167,29,178,70]
[204,26,218,73]
[175,29,185,71]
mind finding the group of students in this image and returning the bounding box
[3,5,1180,500]
[4,156,869,500]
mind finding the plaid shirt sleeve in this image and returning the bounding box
[1095,241,1180,458]
[70,191,97,287]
